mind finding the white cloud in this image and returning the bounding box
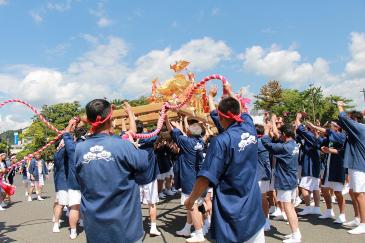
[97,17,112,27]
[46,0,76,12]
[0,0,8,6]
[29,0,78,23]
[241,44,317,84]
[240,33,365,109]
[30,10,43,23]
[90,1,112,28]
[0,115,31,132]
[345,32,365,77]
[211,8,220,16]
[0,36,232,130]
[122,37,232,96]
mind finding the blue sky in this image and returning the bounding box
[0,0,364,131]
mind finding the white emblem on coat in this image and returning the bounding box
[194,142,204,151]
[82,145,113,164]
[292,146,300,155]
[238,132,257,152]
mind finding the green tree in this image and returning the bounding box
[254,80,283,111]
[18,102,82,161]
[255,81,353,125]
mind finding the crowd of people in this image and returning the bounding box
[0,83,364,243]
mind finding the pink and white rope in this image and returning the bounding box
[0,99,64,177]
[0,74,229,174]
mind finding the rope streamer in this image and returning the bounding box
[0,74,228,176]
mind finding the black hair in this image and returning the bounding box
[136,120,144,133]
[188,119,199,125]
[280,124,295,138]
[85,99,111,122]
[201,125,206,137]
[75,127,88,140]
[349,110,364,123]
[255,124,265,135]
[218,97,240,116]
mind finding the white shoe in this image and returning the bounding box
[270,208,282,217]
[283,235,301,243]
[276,213,287,221]
[331,196,337,204]
[0,206,6,211]
[334,214,346,224]
[70,231,77,240]
[264,220,271,231]
[186,233,205,242]
[298,206,312,216]
[25,192,29,196]
[269,206,276,214]
[176,228,191,237]
[27,196,32,202]
[158,192,166,199]
[150,228,161,236]
[0,202,7,207]
[37,196,44,201]
[165,189,176,196]
[283,233,292,239]
[343,218,361,227]
[294,197,302,207]
[348,224,365,235]
[52,224,60,233]
[311,207,322,215]
[318,209,335,219]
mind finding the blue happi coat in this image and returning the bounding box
[322,129,346,183]
[53,147,68,192]
[171,128,205,195]
[198,113,265,243]
[296,125,321,178]
[75,133,151,243]
[261,136,299,190]
[338,112,365,172]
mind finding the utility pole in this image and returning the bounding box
[309,84,316,123]
[361,88,365,103]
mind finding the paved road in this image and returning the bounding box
[0,174,364,243]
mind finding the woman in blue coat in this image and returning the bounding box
[28,153,48,201]
[307,120,347,223]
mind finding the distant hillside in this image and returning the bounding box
[0,130,22,145]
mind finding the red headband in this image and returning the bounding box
[217,109,243,123]
[88,108,113,132]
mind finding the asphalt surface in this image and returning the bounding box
[0,174,364,243]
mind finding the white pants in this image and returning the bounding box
[68,189,81,206]
[277,189,296,203]
[56,190,69,206]
[245,227,265,243]
[349,169,365,193]
[299,176,320,191]
[258,181,270,194]
[140,179,159,205]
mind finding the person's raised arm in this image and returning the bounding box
[123,102,136,133]
[271,114,280,140]
[337,101,345,113]
[121,118,127,132]
[307,121,326,134]
[223,82,235,99]
[208,86,217,112]
[165,115,173,132]
[183,116,189,133]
